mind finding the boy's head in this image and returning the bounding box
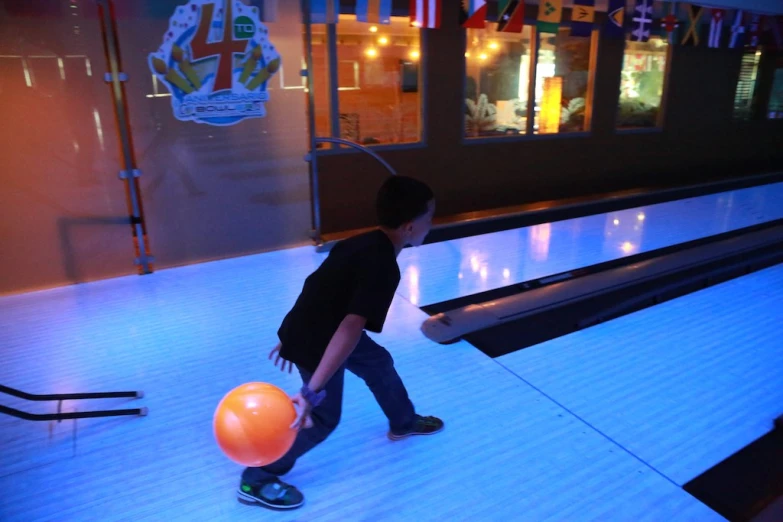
[376,175,435,247]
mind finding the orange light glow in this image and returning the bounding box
[540,76,563,134]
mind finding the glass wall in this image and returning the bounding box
[465,25,533,137]
[337,15,421,145]
[733,50,762,120]
[0,0,133,294]
[617,37,669,129]
[0,0,314,295]
[115,0,312,267]
[534,29,594,134]
[464,25,595,138]
[307,29,333,142]
[312,14,421,146]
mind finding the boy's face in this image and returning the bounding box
[406,199,436,247]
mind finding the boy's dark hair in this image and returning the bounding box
[376,175,434,229]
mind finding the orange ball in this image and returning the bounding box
[213,382,297,467]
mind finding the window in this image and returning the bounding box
[733,50,762,120]
[769,64,783,120]
[310,15,421,147]
[465,25,533,137]
[336,16,421,145]
[307,29,332,141]
[617,37,669,129]
[535,30,594,134]
[465,25,595,138]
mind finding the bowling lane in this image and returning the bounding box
[396,181,783,307]
[497,262,783,486]
[0,242,725,521]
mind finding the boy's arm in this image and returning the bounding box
[307,313,366,392]
[290,314,366,430]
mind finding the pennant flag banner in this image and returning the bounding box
[462,0,487,28]
[729,10,745,48]
[356,0,392,24]
[681,4,703,46]
[605,0,626,39]
[497,0,525,33]
[310,0,339,24]
[570,0,595,38]
[747,13,764,47]
[708,9,726,48]
[661,1,680,44]
[411,0,442,28]
[537,0,563,34]
[630,0,654,42]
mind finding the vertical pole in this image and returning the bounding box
[96,0,153,273]
[583,28,599,131]
[526,26,540,135]
[302,0,322,244]
[327,23,341,141]
[657,38,674,128]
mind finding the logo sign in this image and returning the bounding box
[148,0,281,126]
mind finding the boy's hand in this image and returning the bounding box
[290,393,314,430]
[269,343,293,373]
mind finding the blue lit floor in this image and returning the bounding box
[1,181,781,521]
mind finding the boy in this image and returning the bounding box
[238,175,444,510]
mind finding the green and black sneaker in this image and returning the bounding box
[388,414,444,441]
[237,478,304,510]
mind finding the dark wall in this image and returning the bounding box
[317,3,783,234]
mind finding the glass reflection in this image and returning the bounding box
[603,208,647,257]
[528,223,552,262]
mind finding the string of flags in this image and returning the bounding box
[281,0,781,50]
[460,1,781,50]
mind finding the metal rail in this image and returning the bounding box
[313,137,397,176]
[1,384,147,422]
[306,136,397,246]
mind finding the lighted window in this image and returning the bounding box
[465,25,533,137]
[310,14,420,147]
[465,25,595,138]
[768,64,783,120]
[335,16,421,145]
[534,30,595,134]
[309,28,335,143]
[734,50,762,120]
[617,37,669,129]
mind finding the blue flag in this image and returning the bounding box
[309,0,339,24]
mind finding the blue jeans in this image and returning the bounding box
[242,332,416,484]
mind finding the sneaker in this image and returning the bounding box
[388,414,444,441]
[237,477,304,510]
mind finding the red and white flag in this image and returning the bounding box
[410,0,442,28]
[462,0,487,28]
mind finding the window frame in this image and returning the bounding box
[314,15,428,155]
[732,48,764,122]
[615,35,673,134]
[461,22,599,145]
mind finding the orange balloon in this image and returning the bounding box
[213,382,297,467]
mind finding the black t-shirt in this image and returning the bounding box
[277,229,400,372]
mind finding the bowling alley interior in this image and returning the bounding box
[2,0,783,520]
